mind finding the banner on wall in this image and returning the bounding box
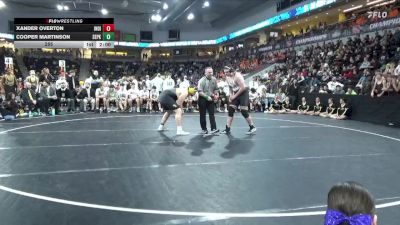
[4,57,13,70]
[258,16,400,53]
[59,60,66,76]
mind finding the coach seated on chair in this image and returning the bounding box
[38,80,60,115]
[57,82,75,112]
[20,82,37,113]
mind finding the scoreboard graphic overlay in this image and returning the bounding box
[14,18,114,49]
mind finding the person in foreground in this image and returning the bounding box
[158,87,197,136]
[325,181,377,225]
[221,66,256,135]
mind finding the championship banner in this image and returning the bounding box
[4,57,13,69]
[59,60,66,76]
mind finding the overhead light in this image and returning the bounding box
[57,4,63,11]
[63,5,69,10]
[0,0,5,8]
[163,3,168,10]
[187,12,194,20]
[366,0,385,6]
[101,8,108,15]
[151,14,162,22]
[203,1,210,8]
[326,12,329,15]
[376,0,395,6]
[343,4,363,13]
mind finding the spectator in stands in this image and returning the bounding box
[144,75,152,90]
[95,84,107,112]
[333,85,345,95]
[383,74,395,96]
[127,83,140,113]
[307,97,324,116]
[117,85,128,112]
[66,70,77,91]
[149,86,159,112]
[356,69,371,95]
[346,87,358,95]
[152,73,164,94]
[25,70,40,93]
[0,93,18,120]
[39,68,55,84]
[76,85,89,112]
[319,85,330,94]
[179,75,190,89]
[38,80,59,115]
[370,72,386,98]
[331,98,350,120]
[20,82,37,113]
[327,77,343,92]
[163,74,175,91]
[395,60,400,76]
[57,82,75,112]
[308,76,321,93]
[2,69,17,97]
[106,85,118,113]
[393,75,400,94]
[325,181,377,225]
[0,77,4,101]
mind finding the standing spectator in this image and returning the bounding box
[57,82,75,112]
[152,73,164,94]
[25,70,40,93]
[179,75,190,89]
[163,74,175,91]
[2,70,17,97]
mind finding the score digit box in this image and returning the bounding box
[102,32,115,41]
[102,24,114,32]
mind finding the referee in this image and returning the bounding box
[198,67,219,135]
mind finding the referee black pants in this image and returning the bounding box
[198,97,217,131]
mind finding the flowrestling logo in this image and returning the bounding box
[367,11,388,19]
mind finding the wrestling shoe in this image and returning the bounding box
[177,130,190,136]
[246,126,257,135]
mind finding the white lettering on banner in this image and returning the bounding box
[370,18,400,30]
[259,46,273,52]
[295,34,328,45]
[367,11,388,19]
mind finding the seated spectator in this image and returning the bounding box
[249,88,261,112]
[346,87,358,95]
[393,75,400,94]
[106,85,118,113]
[266,95,282,114]
[327,77,344,93]
[127,83,140,113]
[117,85,128,112]
[278,96,295,114]
[333,85,346,95]
[319,85,330,94]
[383,74,395,96]
[394,60,400,76]
[320,98,336,118]
[38,80,59,115]
[370,72,386,98]
[95,84,108,112]
[149,86,159,112]
[297,97,309,115]
[331,98,350,120]
[20,82,37,113]
[57,82,75,112]
[0,93,18,120]
[325,181,377,225]
[76,85,92,112]
[307,97,324,116]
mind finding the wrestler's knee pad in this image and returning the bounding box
[228,105,236,117]
[240,109,250,119]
